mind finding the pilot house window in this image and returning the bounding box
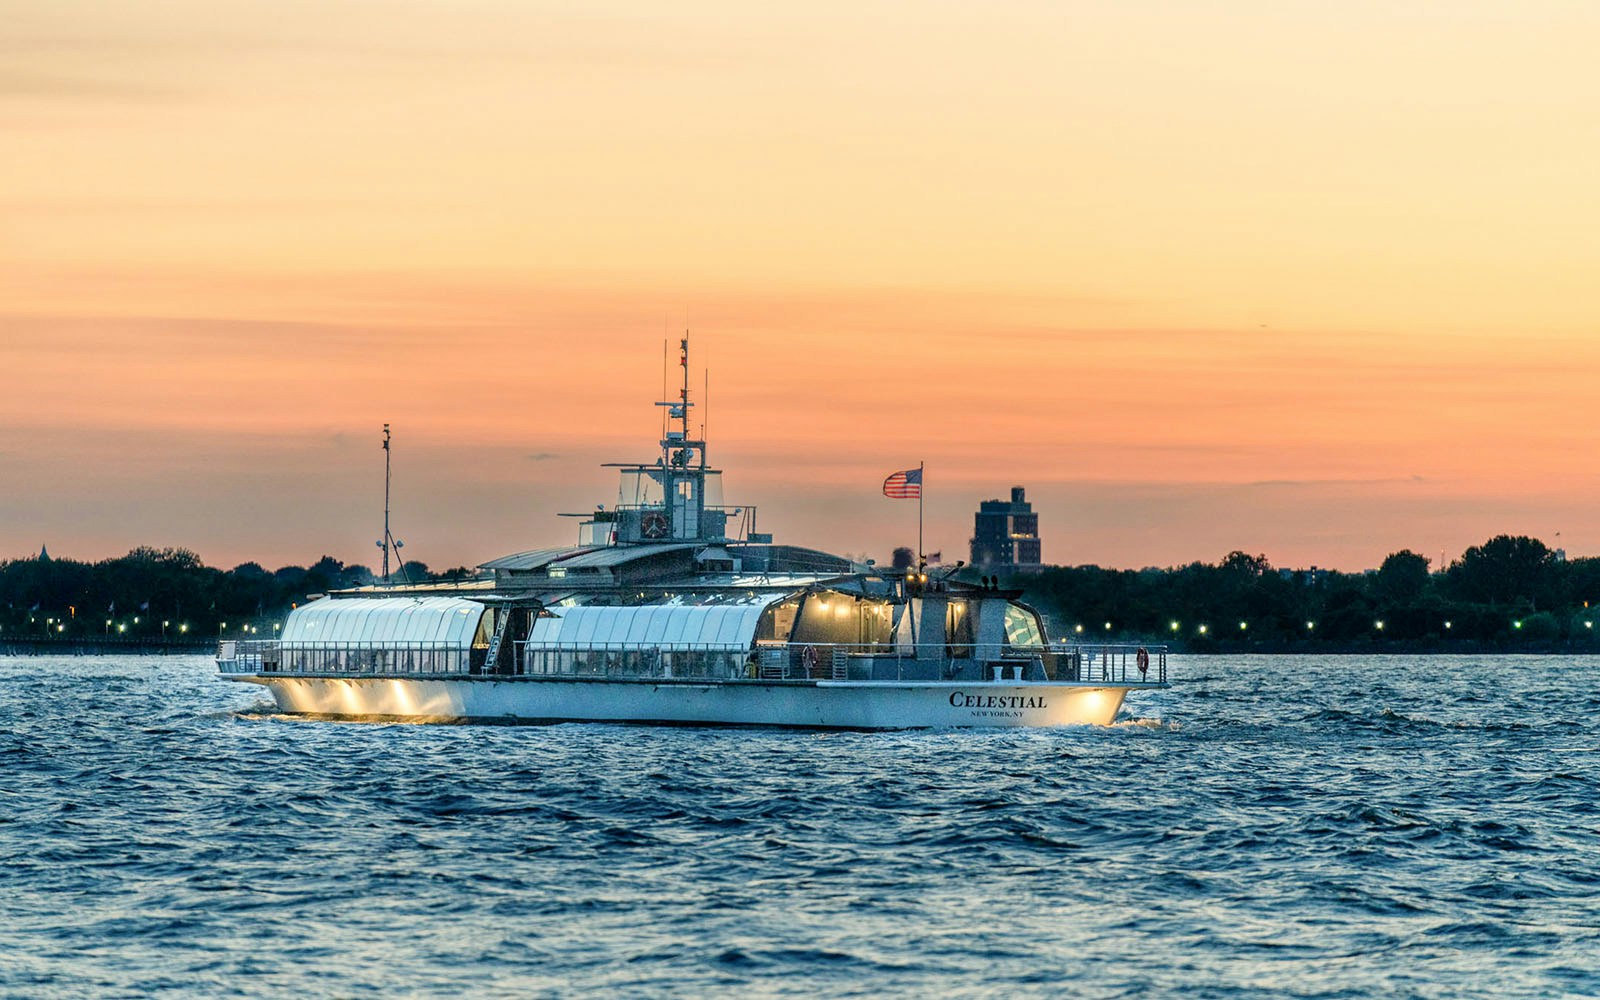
[1002,604,1044,647]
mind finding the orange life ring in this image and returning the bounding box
[801,644,819,671]
[1136,646,1150,673]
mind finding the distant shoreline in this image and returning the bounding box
[0,635,216,655]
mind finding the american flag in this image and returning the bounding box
[882,467,922,499]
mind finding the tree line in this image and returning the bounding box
[987,535,1600,648]
[3,534,1597,648]
[0,547,473,639]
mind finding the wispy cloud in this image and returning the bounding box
[1246,475,1430,488]
[0,68,185,103]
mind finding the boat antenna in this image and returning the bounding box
[661,331,669,442]
[680,331,690,441]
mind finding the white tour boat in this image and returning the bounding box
[218,340,1168,727]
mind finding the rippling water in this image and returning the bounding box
[3,654,1599,998]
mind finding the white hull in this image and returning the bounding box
[234,675,1137,728]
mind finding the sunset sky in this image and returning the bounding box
[4,1,1597,573]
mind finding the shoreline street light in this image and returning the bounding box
[1375,620,1385,631]
[1306,621,1316,631]
[1170,621,1180,632]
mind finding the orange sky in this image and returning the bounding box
[4,1,1597,572]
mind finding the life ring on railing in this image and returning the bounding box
[1136,646,1150,675]
[801,644,819,673]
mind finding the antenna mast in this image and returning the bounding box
[378,424,406,584]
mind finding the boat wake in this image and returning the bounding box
[1112,716,1177,730]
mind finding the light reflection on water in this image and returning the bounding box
[3,653,1599,998]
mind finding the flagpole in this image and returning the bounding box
[918,460,924,571]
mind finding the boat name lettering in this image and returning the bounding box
[948,691,1047,710]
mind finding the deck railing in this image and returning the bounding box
[220,638,1168,685]
[218,640,480,676]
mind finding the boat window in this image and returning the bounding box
[617,470,663,507]
[791,591,862,646]
[757,600,799,641]
[1003,603,1044,647]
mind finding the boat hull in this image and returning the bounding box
[232,675,1138,728]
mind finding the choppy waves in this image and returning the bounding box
[3,654,1599,998]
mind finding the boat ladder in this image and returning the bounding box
[483,612,510,673]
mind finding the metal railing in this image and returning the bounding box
[218,640,481,675]
[518,642,758,681]
[220,638,1168,685]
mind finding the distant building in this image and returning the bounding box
[970,487,1042,567]
[1278,566,1321,586]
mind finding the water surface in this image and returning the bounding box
[3,654,1597,998]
